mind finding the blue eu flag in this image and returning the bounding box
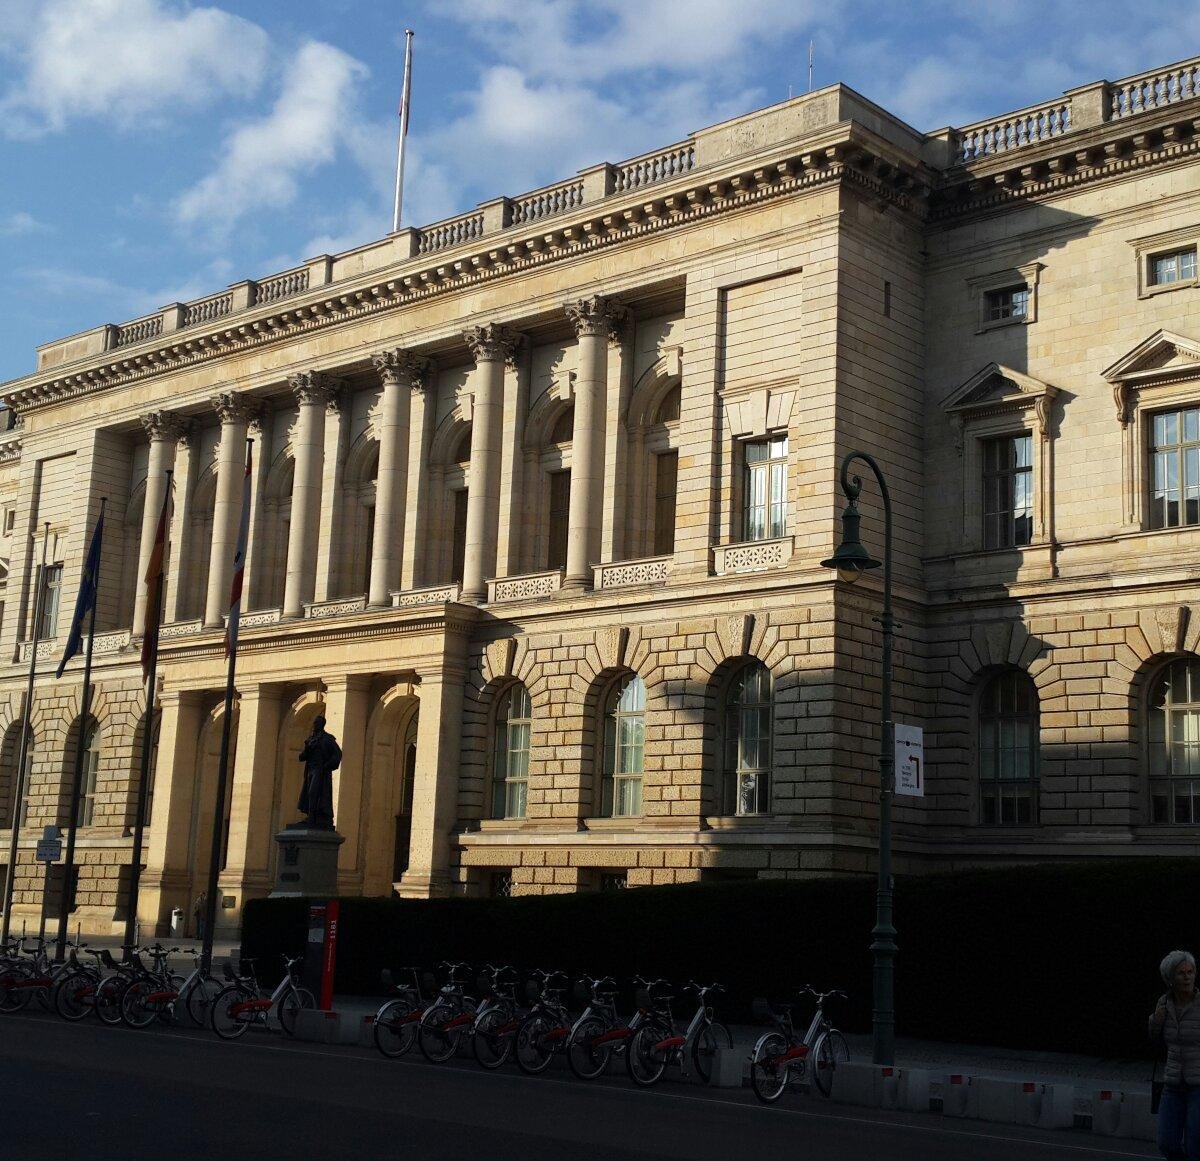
[55,511,104,679]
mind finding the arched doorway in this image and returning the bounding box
[361,681,419,897]
[185,698,238,931]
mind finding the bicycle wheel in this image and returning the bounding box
[210,983,255,1040]
[374,997,418,1059]
[750,1032,790,1103]
[515,1011,559,1075]
[418,1004,462,1064]
[567,1015,613,1081]
[278,986,316,1036]
[184,976,222,1028]
[812,1029,850,1097]
[692,1020,732,1084]
[121,979,160,1029]
[626,1023,670,1087]
[0,964,34,1013]
[54,971,95,1021]
[34,972,57,1012]
[472,1006,516,1070]
[94,974,131,1025]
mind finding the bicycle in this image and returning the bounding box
[209,955,314,1039]
[627,981,731,1086]
[515,969,573,1075]
[749,985,850,1102]
[471,964,523,1070]
[566,974,648,1081]
[120,945,186,1029]
[0,936,70,1014]
[373,967,430,1059]
[416,961,478,1063]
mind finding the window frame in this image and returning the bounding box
[1147,657,1200,826]
[1147,405,1200,531]
[720,661,773,817]
[600,674,646,819]
[740,434,789,543]
[981,432,1035,549]
[976,669,1040,827]
[77,723,101,829]
[1132,226,1200,299]
[39,562,64,639]
[490,683,532,821]
[968,263,1042,333]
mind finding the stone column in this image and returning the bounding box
[400,378,434,591]
[564,296,628,590]
[139,690,203,933]
[324,675,371,889]
[369,350,428,607]
[205,392,258,628]
[133,410,188,637]
[461,324,521,603]
[283,371,339,618]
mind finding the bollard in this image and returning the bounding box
[1036,1084,1074,1130]
[707,1048,745,1088]
[942,1073,979,1119]
[357,1013,376,1048]
[1093,1089,1129,1137]
[878,1066,900,1110]
[900,1068,931,1112]
[1124,1092,1155,1142]
[831,1061,881,1107]
[1015,1082,1044,1126]
[976,1077,1020,1123]
[294,1008,339,1043]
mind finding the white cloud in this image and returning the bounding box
[175,40,369,235]
[0,0,270,137]
[0,212,51,237]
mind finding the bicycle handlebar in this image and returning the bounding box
[801,985,848,1003]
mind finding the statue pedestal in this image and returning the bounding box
[270,826,345,898]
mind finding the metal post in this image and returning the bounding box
[392,30,414,233]
[199,654,236,976]
[1,525,49,946]
[38,860,50,945]
[56,499,105,961]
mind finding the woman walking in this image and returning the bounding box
[1151,950,1200,1161]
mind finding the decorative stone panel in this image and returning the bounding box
[159,619,202,640]
[712,536,793,575]
[594,556,670,589]
[391,584,461,608]
[304,596,366,620]
[488,570,563,603]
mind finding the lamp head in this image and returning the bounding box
[820,497,881,583]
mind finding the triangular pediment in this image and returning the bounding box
[941,363,1055,414]
[1103,330,1200,385]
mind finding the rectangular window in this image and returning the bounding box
[653,451,678,557]
[2,508,14,534]
[883,280,892,318]
[547,469,571,570]
[742,436,788,542]
[982,435,1033,549]
[38,563,63,639]
[489,871,512,898]
[1150,407,1200,530]
[598,872,628,892]
[1150,247,1198,286]
[984,285,1030,323]
[77,738,99,829]
[450,489,468,583]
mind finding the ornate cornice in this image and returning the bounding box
[288,370,341,411]
[140,409,190,444]
[372,348,432,391]
[565,294,630,342]
[212,390,261,426]
[464,323,523,368]
[0,436,21,465]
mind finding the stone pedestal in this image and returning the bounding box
[270,826,345,898]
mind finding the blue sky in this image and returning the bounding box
[1,0,1196,384]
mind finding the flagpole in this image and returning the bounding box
[200,441,252,976]
[56,497,106,962]
[391,28,414,233]
[122,471,170,955]
[2,525,50,947]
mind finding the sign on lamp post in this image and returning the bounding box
[894,725,924,797]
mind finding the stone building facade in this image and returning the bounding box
[1,57,1199,935]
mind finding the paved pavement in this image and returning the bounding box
[0,1007,1157,1161]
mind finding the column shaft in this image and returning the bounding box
[205,393,255,628]
[133,412,186,636]
[324,675,371,888]
[283,372,337,617]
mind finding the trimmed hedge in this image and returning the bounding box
[243,858,1197,1058]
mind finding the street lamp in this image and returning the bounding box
[820,451,897,1068]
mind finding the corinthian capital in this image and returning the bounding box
[140,409,190,444]
[565,294,630,342]
[288,370,342,411]
[463,322,522,367]
[212,391,261,426]
[373,348,431,391]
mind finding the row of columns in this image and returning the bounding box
[128,295,630,630]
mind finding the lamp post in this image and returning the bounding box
[820,450,896,1067]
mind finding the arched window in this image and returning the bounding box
[656,385,681,424]
[1149,657,1200,823]
[723,661,773,815]
[19,736,35,827]
[978,671,1039,824]
[551,406,574,445]
[492,684,531,820]
[602,675,645,817]
[77,724,101,828]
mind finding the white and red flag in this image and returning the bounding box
[223,441,253,657]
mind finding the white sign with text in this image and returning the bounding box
[894,724,924,797]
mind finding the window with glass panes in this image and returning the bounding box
[450,489,468,583]
[742,435,787,541]
[984,285,1029,322]
[1148,658,1200,824]
[491,684,531,819]
[978,671,1039,824]
[983,434,1033,549]
[77,724,100,828]
[654,451,678,556]
[723,661,772,815]
[1150,407,1200,530]
[1150,248,1197,286]
[39,563,63,639]
[602,675,645,817]
[547,469,571,570]
[17,737,34,827]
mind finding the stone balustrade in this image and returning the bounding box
[593,555,671,589]
[1110,59,1200,118]
[417,211,486,255]
[115,314,164,348]
[183,292,233,327]
[616,141,696,191]
[712,535,795,575]
[253,268,309,306]
[488,570,564,603]
[391,583,461,608]
[511,179,586,225]
[956,99,1072,162]
[304,596,367,620]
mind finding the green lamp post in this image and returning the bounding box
[820,450,896,1068]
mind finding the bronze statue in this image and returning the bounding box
[297,715,341,830]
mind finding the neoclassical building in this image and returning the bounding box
[1,57,1199,935]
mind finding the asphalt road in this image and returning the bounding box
[0,1012,1158,1161]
